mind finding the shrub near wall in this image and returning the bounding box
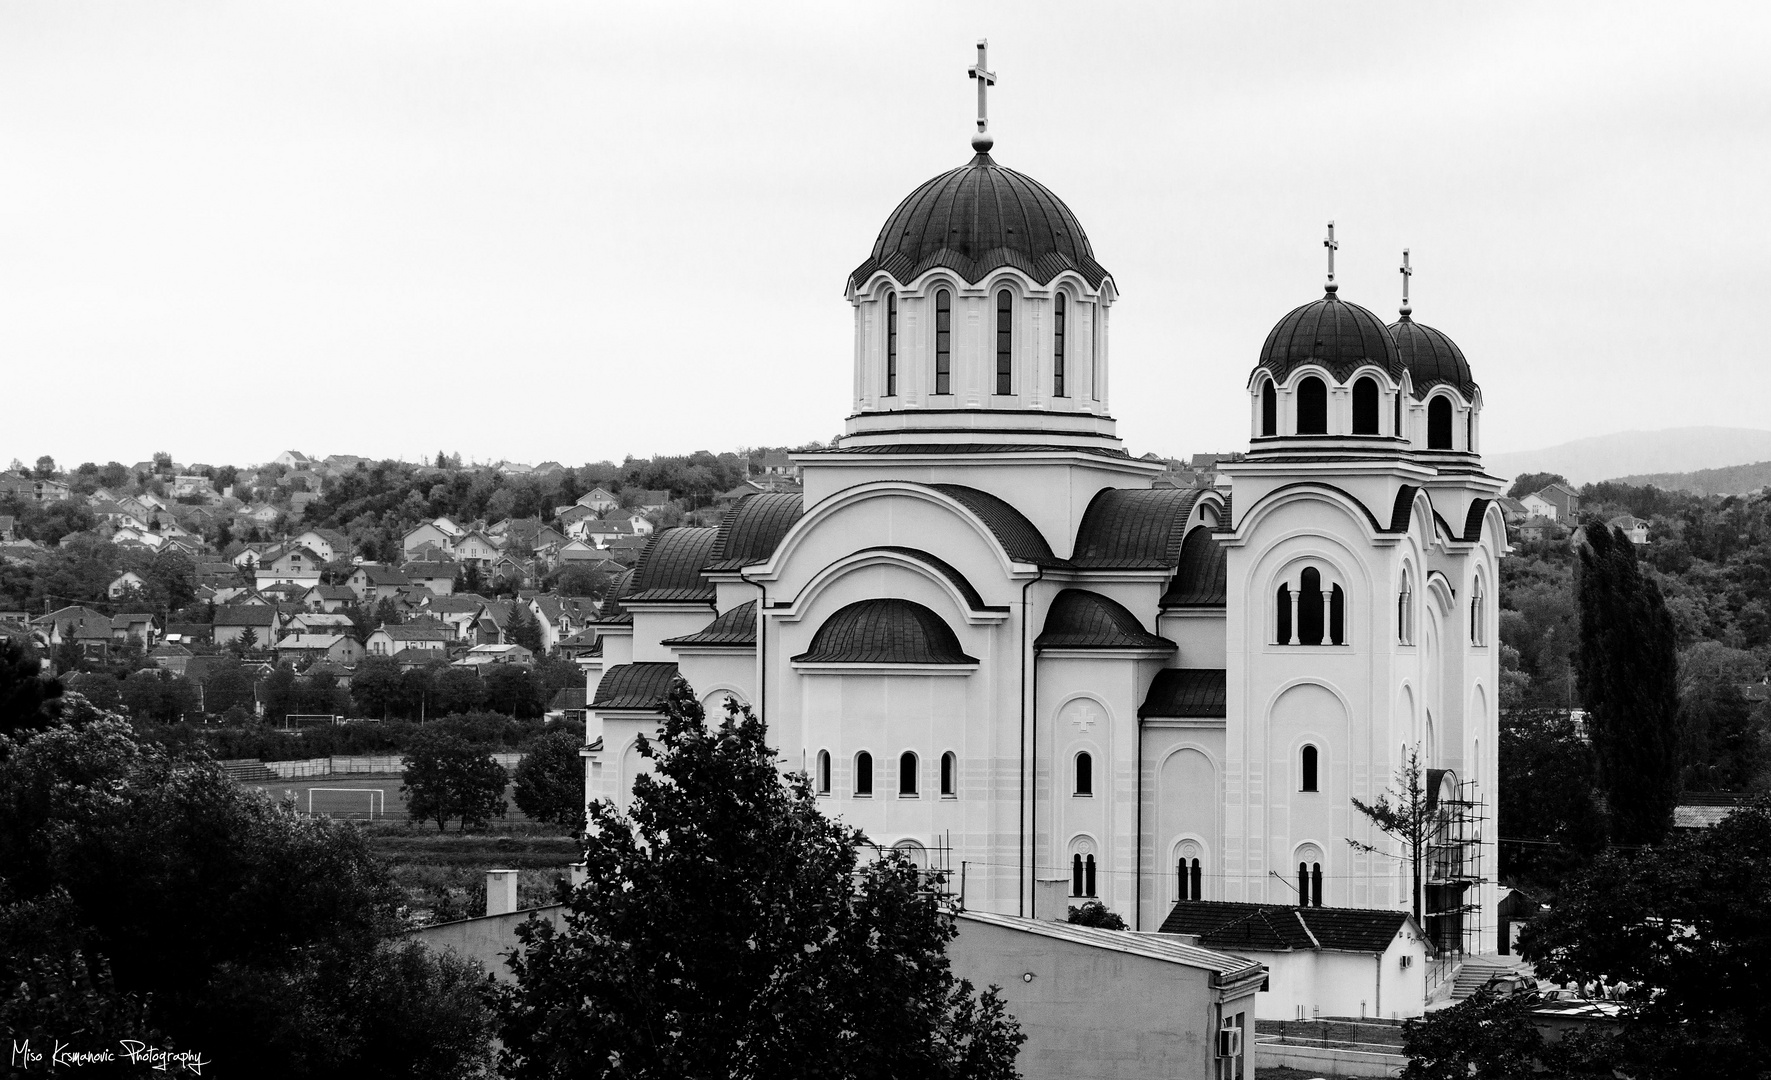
[133,714,549,762]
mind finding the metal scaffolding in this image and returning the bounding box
[1425,779,1488,962]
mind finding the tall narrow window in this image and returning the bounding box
[1298,567,1325,645]
[1276,583,1293,644]
[934,290,952,395]
[995,289,1013,395]
[1301,745,1319,792]
[1072,853,1084,896]
[1394,392,1402,437]
[1428,397,1453,448]
[1075,751,1093,796]
[1467,412,1474,451]
[1311,863,1323,907]
[1353,377,1379,434]
[1090,302,1101,398]
[884,293,897,397]
[1190,859,1202,900]
[1329,584,1346,645]
[1261,380,1277,436]
[1053,294,1067,397]
[899,751,918,796]
[855,752,873,796]
[1297,376,1328,434]
[817,750,831,794]
[940,751,956,796]
[1298,863,1310,907]
[1084,854,1097,898]
[1398,572,1413,644]
[1470,579,1485,645]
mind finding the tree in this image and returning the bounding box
[0,639,62,738]
[482,663,543,718]
[512,729,586,834]
[506,603,544,654]
[32,455,56,480]
[1508,471,1569,498]
[433,665,487,716]
[1519,798,1771,1077]
[1399,988,1544,1080]
[202,660,256,717]
[1066,901,1127,929]
[495,682,1024,1079]
[1349,747,1431,925]
[351,656,403,719]
[555,563,610,599]
[64,672,123,713]
[1497,709,1605,888]
[234,625,259,656]
[401,729,509,832]
[1679,681,1761,790]
[1576,521,1681,845]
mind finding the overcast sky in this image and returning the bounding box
[3,2,1767,469]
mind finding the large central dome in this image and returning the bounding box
[848,152,1110,292]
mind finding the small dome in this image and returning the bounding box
[848,152,1109,291]
[1258,289,1405,385]
[1388,315,1476,400]
[792,598,976,665]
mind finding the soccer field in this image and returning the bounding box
[247,776,532,823]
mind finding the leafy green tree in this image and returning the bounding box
[1679,681,1762,790]
[1399,988,1544,1080]
[351,656,403,719]
[533,656,582,698]
[202,660,257,717]
[373,596,404,627]
[401,729,509,832]
[506,603,544,654]
[1520,798,1771,1077]
[1497,709,1605,888]
[1349,747,1431,925]
[64,672,123,713]
[495,682,1024,1079]
[1066,901,1127,929]
[512,728,586,834]
[554,563,610,599]
[1576,521,1681,845]
[32,455,56,480]
[483,663,543,718]
[0,639,63,738]
[434,665,487,716]
[1508,471,1569,498]
[234,625,259,656]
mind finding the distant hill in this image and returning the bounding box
[1485,427,1771,487]
[1606,460,1771,497]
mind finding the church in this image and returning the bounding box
[580,46,1504,960]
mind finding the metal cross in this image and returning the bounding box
[1323,221,1338,286]
[968,39,996,134]
[1400,249,1412,307]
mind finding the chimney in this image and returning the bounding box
[485,869,519,917]
[1034,877,1071,922]
[569,862,587,890]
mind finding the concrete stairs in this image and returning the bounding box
[218,758,275,783]
[1450,954,1534,1001]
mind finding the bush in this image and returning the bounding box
[513,728,586,834]
[1066,901,1127,930]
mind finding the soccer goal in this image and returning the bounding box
[283,713,340,730]
[307,787,387,819]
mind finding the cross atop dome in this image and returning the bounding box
[1399,249,1413,318]
[969,39,997,153]
[1323,221,1339,293]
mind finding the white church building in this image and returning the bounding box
[580,72,1505,962]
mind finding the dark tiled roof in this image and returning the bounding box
[1036,590,1174,652]
[802,442,1132,460]
[1460,499,1493,542]
[1161,527,1227,607]
[548,687,588,711]
[214,605,277,627]
[929,484,1061,567]
[705,492,803,572]
[591,662,679,710]
[848,151,1110,290]
[1072,487,1205,568]
[625,528,718,603]
[355,565,411,586]
[1258,290,1406,387]
[661,600,758,648]
[1138,669,1227,719]
[868,548,1002,613]
[594,569,635,625]
[1388,315,1477,400]
[792,598,977,665]
[1389,485,1420,532]
[1160,900,1411,954]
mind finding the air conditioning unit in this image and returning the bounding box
[1216,1025,1243,1059]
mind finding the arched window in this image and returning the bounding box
[1298,567,1325,645]
[1075,751,1093,796]
[1276,583,1293,644]
[1085,854,1097,898]
[1329,584,1346,645]
[940,751,956,796]
[1352,377,1379,434]
[1470,577,1485,645]
[1398,570,1413,645]
[1427,396,1453,449]
[1394,391,1402,436]
[1260,380,1277,436]
[1301,745,1319,792]
[1090,301,1102,399]
[1297,862,1309,907]
[884,292,897,397]
[1072,853,1084,896]
[899,751,918,796]
[1297,862,1323,907]
[1179,858,1201,900]
[1053,294,1067,397]
[854,752,873,796]
[995,289,1014,395]
[1466,411,1474,450]
[1311,863,1323,906]
[934,289,952,395]
[1296,376,1328,435]
[816,749,831,794]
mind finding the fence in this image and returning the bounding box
[260,753,523,779]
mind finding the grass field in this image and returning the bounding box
[246,775,539,825]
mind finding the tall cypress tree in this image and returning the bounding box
[1576,521,1681,845]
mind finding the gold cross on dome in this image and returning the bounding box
[969,39,996,134]
[1324,221,1338,287]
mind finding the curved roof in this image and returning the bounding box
[848,152,1110,291]
[590,662,679,711]
[705,493,803,572]
[1161,527,1227,607]
[1138,669,1227,719]
[791,598,977,665]
[625,527,719,603]
[593,568,635,624]
[1072,487,1205,568]
[660,600,758,648]
[1387,314,1477,400]
[866,547,1003,613]
[1035,590,1174,652]
[928,484,1061,566]
[1257,288,1405,386]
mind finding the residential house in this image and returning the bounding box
[241,503,282,529]
[401,517,464,560]
[454,643,534,666]
[454,530,500,568]
[1517,515,1556,543]
[749,450,799,490]
[195,560,241,589]
[162,622,212,645]
[401,562,458,596]
[417,595,486,641]
[557,626,601,660]
[301,584,357,613]
[171,475,212,498]
[556,505,600,536]
[212,605,281,647]
[626,490,672,516]
[531,595,599,654]
[365,625,450,657]
[148,643,194,676]
[110,528,166,552]
[601,508,654,536]
[347,565,413,605]
[0,609,29,627]
[1521,482,1580,522]
[0,515,15,542]
[293,528,352,563]
[532,461,565,478]
[304,659,354,688]
[271,450,314,469]
[33,606,112,648]
[109,613,156,647]
[576,487,619,514]
[486,554,530,587]
[603,535,649,564]
[322,454,368,475]
[580,519,634,549]
[230,543,277,569]
[546,686,588,726]
[274,633,365,667]
[713,481,767,508]
[254,545,326,590]
[108,570,147,599]
[179,505,216,532]
[287,611,355,635]
[472,601,513,645]
[1495,497,1530,525]
[1607,514,1649,545]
